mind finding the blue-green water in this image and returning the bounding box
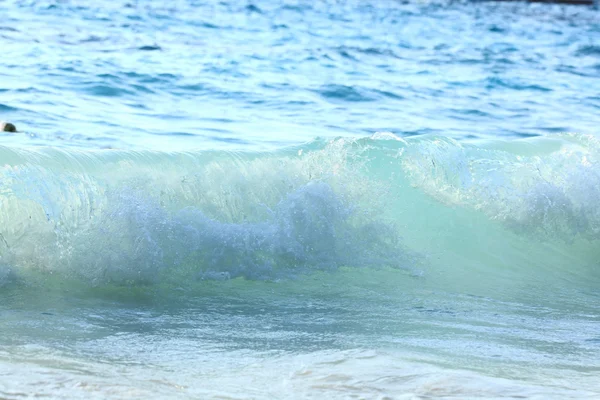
[1,1,599,399]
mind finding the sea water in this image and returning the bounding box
[1,0,599,399]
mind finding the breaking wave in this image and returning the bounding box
[1,133,599,291]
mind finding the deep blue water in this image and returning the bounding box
[1,1,600,399]
[1,0,599,150]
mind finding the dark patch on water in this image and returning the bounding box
[209,135,249,144]
[201,117,236,124]
[0,104,19,112]
[245,4,263,14]
[131,84,155,94]
[401,129,439,136]
[553,65,594,78]
[280,4,312,12]
[511,130,540,138]
[286,100,315,106]
[574,45,600,57]
[588,96,600,109]
[337,49,358,61]
[79,35,105,44]
[138,45,162,51]
[155,131,198,137]
[374,89,404,100]
[414,306,457,316]
[127,102,150,110]
[485,77,552,92]
[123,72,179,85]
[194,21,220,29]
[451,108,494,119]
[488,25,506,33]
[97,73,120,80]
[177,83,208,92]
[316,85,376,102]
[539,126,569,133]
[87,85,133,97]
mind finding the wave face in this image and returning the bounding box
[1,134,599,297]
[0,136,412,286]
[2,134,600,399]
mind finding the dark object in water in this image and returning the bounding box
[1,122,17,132]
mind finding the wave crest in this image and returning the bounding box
[2,133,599,288]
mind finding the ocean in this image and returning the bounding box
[1,0,599,398]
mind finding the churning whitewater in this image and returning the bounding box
[1,133,599,287]
[1,134,600,398]
[1,0,599,397]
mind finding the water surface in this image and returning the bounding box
[1,1,599,399]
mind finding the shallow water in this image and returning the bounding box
[1,0,600,399]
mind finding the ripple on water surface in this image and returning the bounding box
[0,0,598,149]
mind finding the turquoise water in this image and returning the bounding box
[1,1,600,399]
